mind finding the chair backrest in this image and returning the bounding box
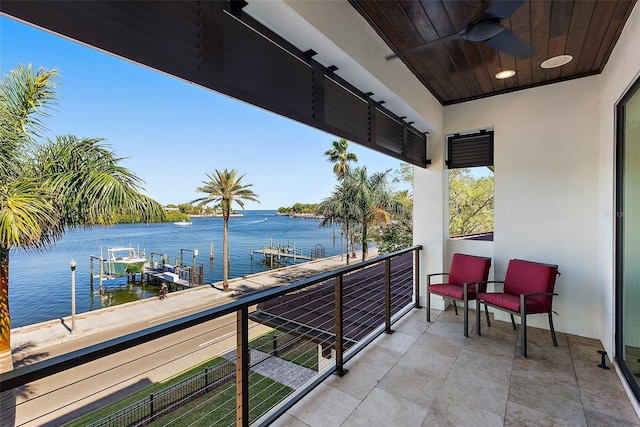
[504,259,559,309]
[448,253,492,286]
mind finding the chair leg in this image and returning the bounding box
[476,298,482,336]
[510,314,517,330]
[426,290,431,322]
[520,295,527,357]
[548,311,558,347]
[463,288,469,338]
[484,305,491,327]
[453,300,459,316]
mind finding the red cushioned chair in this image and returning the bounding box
[475,259,560,357]
[427,253,492,337]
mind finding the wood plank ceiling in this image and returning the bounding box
[350,0,637,105]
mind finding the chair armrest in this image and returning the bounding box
[521,292,559,315]
[522,292,558,298]
[471,280,505,293]
[427,272,449,286]
[462,281,485,296]
[427,272,449,278]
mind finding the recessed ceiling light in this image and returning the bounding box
[495,70,516,79]
[541,55,573,69]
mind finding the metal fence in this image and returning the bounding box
[85,360,235,427]
[83,333,312,427]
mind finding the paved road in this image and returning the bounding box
[18,313,272,426]
[9,251,370,426]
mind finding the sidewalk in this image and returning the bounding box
[10,250,374,360]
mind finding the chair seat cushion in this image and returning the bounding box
[478,292,547,313]
[429,284,477,300]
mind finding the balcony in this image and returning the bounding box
[272,308,640,426]
[1,246,638,426]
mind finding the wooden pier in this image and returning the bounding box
[250,240,324,267]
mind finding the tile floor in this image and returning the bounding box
[270,307,640,426]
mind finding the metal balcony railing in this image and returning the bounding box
[0,245,422,427]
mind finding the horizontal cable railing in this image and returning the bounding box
[1,246,421,427]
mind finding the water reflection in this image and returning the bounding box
[89,279,159,311]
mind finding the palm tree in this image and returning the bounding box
[349,167,409,262]
[324,138,358,260]
[0,64,163,422]
[191,169,259,291]
[324,138,358,180]
[317,179,359,265]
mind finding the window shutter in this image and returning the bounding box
[447,130,494,169]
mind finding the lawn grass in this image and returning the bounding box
[63,330,313,426]
[64,357,230,426]
[249,330,319,371]
[148,372,293,426]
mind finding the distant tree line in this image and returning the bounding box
[277,203,319,215]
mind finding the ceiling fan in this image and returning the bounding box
[385,0,533,61]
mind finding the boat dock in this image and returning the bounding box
[251,240,325,267]
[90,247,205,293]
[144,266,193,289]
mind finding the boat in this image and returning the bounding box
[104,246,147,276]
[173,220,192,226]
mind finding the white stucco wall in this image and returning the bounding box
[414,133,447,308]
[443,77,601,339]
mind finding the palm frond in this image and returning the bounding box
[0,64,58,139]
[0,179,61,250]
[191,168,259,212]
[34,135,163,226]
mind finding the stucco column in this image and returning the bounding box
[414,133,447,309]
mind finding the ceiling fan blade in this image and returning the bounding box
[485,28,533,59]
[482,0,526,19]
[473,1,492,21]
[385,33,463,60]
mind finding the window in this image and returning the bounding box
[447,131,494,240]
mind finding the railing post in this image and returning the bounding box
[236,307,249,427]
[334,275,348,376]
[414,248,422,308]
[272,335,278,356]
[385,259,394,334]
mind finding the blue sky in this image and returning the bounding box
[0,17,409,210]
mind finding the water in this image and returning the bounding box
[8,210,343,328]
